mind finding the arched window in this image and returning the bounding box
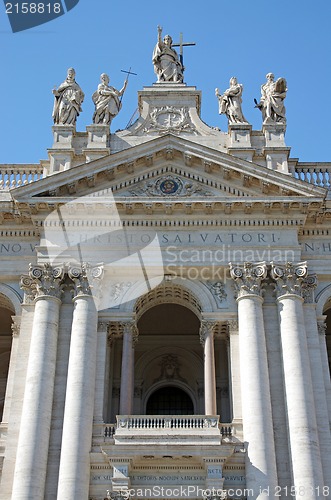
[146,386,194,415]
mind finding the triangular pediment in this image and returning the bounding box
[9,135,326,206]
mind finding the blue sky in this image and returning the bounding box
[0,0,330,164]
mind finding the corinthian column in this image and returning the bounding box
[56,264,103,500]
[199,320,217,415]
[271,263,324,498]
[11,264,64,500]
[230,262,278,500]
[119,321,138,415]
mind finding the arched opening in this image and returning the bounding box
[146,386,194,415]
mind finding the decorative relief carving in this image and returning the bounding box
[111,282,133,303]
[127,174,212,198]
[143,106,197,135]
[206,281,227,304]
[270,262,307,297]
[20,263,65,303]
[153,354,186,383]
[229,262,267,298]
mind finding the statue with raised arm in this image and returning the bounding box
[256,73,287,124]
[152,25,184,83]
[52,68,84,126]
[92,73,128,125]
[215,77,247,124]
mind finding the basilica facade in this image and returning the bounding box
[0,45,331,500]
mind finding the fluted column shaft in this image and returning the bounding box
[57,265,102,500]
[119,321,138,415]
[230,263,278,500]
[272,263,324,498]
[11,265,63,500]
[200,321,217,415]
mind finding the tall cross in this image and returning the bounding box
[173,32,196,66]
[121,67,137,80]
[120,67,137,103]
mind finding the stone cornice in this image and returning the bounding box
[9,135,327,200]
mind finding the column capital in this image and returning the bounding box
[229,262,267,298]
[68,263,103,300]
[11,315,21,337]
[270,262,307,298]
[119,320,139,345]
[302,274,318,303]
[20,263,65,303]
[317,320,327,337]
[227,319,239,333]
[97,321,109,333]
[199,319,218,345]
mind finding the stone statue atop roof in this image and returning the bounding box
[92,73,127,125]
[215,77,248,124]
[255,73,287,125]
[152,25,184,83]
[52,68,84,126]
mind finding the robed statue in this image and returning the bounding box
[256,73,287,124]
[215,77,247,124]
[92,73,127,125]
[52,68,84,126]
[152,26,184,83]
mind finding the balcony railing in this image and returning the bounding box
[94,416,238,447]
[116,415,220,430]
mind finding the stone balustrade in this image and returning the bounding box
[95,416,237,446]
[0,164,44,189]
[289,163,331,189]
[116,415,220,430]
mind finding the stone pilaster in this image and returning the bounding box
[302,276,331,488]
[317,318,331,424]
[271,263,324,498]
[1,316,21,424]
[230,262,278,500]
[227,319,242,435]
[119,321,138,415]
[199,320,217,415]
[56,264,103,500]
[94,321,109,423]
[11,264,64,500]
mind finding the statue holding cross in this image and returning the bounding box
[152,26,195,83]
